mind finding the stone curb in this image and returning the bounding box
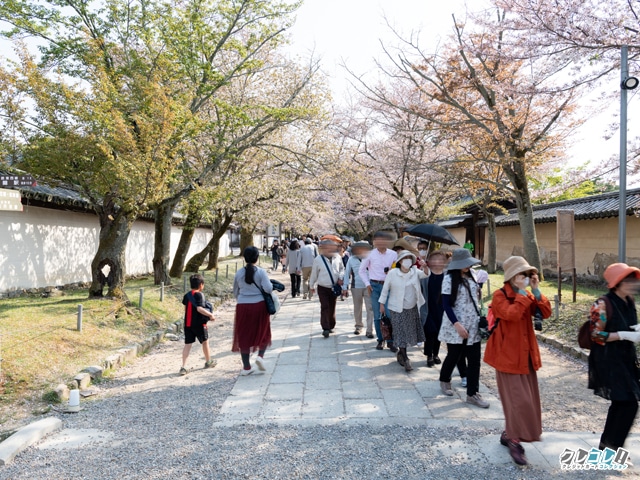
[0,418,62,465]
[536,332,589,362]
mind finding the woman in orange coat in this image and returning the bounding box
[483,256,552,466]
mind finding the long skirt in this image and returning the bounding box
[232,301,272,353]
[495,358,542,442]
[389,306,425,348]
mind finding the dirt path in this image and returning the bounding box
[481,341,638,434]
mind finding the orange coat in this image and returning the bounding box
[483,283,552,375]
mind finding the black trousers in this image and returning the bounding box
[317,286,337,331]
[289,273,301,296]
[439,340,481,396]
[601,400,638,450]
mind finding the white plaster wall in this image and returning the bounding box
[0,205,219,291]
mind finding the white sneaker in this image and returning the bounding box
[461,377,467,387]
[240,367,255,376]
[255,356,266,371]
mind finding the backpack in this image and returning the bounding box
[483,288,507,338]
[578,296,612,350]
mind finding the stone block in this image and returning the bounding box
[0,418,62,465]
[74,372,91,389]
[166,324,177,334]
[54,384,69,402]
[165,333,179,341]
[104,354,121,370]
[82,365,103,380]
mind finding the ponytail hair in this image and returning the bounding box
[243,246,260,284]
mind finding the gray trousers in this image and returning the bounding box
[351,287,373,333]
[302,266,313,297]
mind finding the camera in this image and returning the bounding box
[533,307,543,331]
[384,267,389,273]
[478,315,490,339]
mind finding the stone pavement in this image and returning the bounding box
[215,294,640,474]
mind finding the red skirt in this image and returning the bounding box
[232,301,272,353]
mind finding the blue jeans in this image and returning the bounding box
[370,282,391,344]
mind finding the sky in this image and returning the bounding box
[286,0,639,185]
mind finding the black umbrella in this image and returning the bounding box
[403,224,460,246]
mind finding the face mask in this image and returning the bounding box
[401,259,413,269]
[522,277,530,287]
[418,249,427,257]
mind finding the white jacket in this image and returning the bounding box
[379,266,427,313]
[309,253,345,289]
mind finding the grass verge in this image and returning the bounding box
[0,255,247,428]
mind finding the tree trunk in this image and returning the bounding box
[509,160,544,279]
[89,210,135,300]
[169,207,202,278]
[152,199,178,286]
[239,224,255,254]
[185,214,233,272]
[486,212,497,274]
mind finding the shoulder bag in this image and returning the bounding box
[320,255,343,297]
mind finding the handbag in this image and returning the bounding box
[253,281,279,315]
[320,255,343,297]
[380,313,393,340]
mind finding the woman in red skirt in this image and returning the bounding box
[232,246,273,375]
[484,256,552,465]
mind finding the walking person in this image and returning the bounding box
[286,239,303,297]
[483,256,552,465]
[270,240,280,271]
[379,251,427,371]
[587,263,640,452]
[420,250,447,367]
[232,246,273,375]
[300,237,318,299]
[309,239,345,337]
[343,241,374,337]
[180,274,216,375]
[359,231,398,352]
[438,248,489,408]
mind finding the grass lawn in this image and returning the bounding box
[0,254,251,427]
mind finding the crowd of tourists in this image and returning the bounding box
[179,230,640,467]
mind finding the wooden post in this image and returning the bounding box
[226,264,229,278]
[554,295,560,321]
[572,267,577,303]
[77,304,83,332]
[215,268,219,282]
[139,288,144,309]
[558,267,562,304]
[183,275,187,293]
[160,282,164,302]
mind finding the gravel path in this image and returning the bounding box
[1,275,635,479]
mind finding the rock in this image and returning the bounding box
[165,333,179,341]
[54,384,69,402]
[118,345,138,362]
[82,366,103,380]
[74,372,91,389]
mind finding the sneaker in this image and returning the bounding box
[255,356,266,371]
[240,367,255,376]
[461,377,467,387]
[507,440,528,465]
[303,293,307,299]
[376,341,384,350]
[467,393,490,408]
[179,367,187,376]
[426,357,435,368]
[204,359,217,369]
[354,329,361,335]
[366,333,375,339]
[322,330,330,338]
[433,356,442,365]
[440,381,453,396]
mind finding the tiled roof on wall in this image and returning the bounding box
[494,188,640,226]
